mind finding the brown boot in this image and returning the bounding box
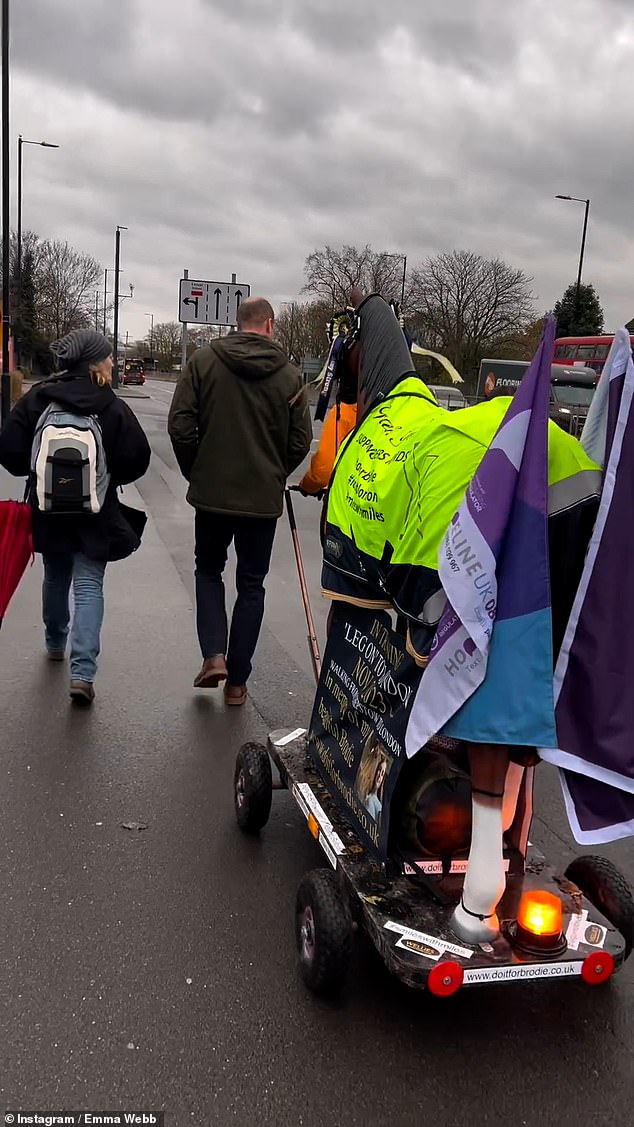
[70,680,95,707]
[194,655,228,689]
[224,684,248,707]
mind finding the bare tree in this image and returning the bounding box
[303,245,411,311]
[487,317,546,362]
[36,240,102,340]
[275,300,331,363]
[409,250,535,380]
[152,321,182,371]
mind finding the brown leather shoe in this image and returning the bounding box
[224,684,247,707]
[194,655,228,689]
[70,680,95,707]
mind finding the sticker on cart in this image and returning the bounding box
[295,782,332,827]
[322,825,346,855]
[395,936,443,961]
[292,784,310,819]
[566,909,608,951]
[275,728,307,747]
[319,831,338,870]
[463,961,583,984]
[403,858,510,877]
[293,783,346,855]
[384,921,474,959]
[584,921,608,948]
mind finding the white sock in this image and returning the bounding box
[452,798,504,943]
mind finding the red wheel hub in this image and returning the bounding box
[581,950,615,985]
[427,960,464,997]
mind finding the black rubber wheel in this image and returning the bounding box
[234,743,273,834]
[295,869,353,994]
[565,854,634,960]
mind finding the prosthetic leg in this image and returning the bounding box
[452,744,510,944]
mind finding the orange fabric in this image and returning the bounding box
[299,401,357,494]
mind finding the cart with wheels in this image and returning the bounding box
[235,727,633,996]
[232,492,634,998]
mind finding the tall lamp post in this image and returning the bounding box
[555,194,590,333]
[1,0,11,423]
[112,225,127,389]
[15,135,59,370]
[385,252,408,308]
[17,136,59,277]
[145,312,154,363]
[103,268,110,335]
[0,0,10,423]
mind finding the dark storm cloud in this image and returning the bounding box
[12,0,634,340]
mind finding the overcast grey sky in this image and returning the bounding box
[11,0,634,343]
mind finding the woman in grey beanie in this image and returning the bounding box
[0,328,151,706]
[50,328,114,374]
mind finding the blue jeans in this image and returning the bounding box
[42,553,106,682]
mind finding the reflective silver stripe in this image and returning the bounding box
[419,587,447,625]
[548,469,602,516]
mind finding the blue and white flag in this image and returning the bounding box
[406,318,557,756]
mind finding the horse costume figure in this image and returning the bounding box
[319,293,602,943]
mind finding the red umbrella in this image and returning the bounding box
[0,500,33,628]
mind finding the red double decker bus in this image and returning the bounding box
[554,335,634,375]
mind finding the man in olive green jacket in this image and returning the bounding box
[168,297,312,704]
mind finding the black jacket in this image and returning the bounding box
[0,373,151,562]
[168,333,312,518]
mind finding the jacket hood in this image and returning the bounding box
[36,372,115,414]
[211,333,288,380]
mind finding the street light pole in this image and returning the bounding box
[112,226,127,389]
[17,136,59,283]
[400,254,407,307]
[1,0,11,424]
[145,312,154,360]
[103,268,108,335]
[15,134,59,370]
[556,194,591,333]
[385,252,407,311]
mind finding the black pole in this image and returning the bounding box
[112,229,121,389]
[103,268,107,335]
[1,0,11,425]
[15,134,22,368]
[94,291,99,330]
[400,254,407,307]
[572,200,590,333]
[16,136,22,280]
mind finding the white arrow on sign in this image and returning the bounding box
[178,279,251,326]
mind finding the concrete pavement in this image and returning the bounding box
[1,378,633,1126]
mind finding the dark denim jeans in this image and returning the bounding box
[194,511,277,686]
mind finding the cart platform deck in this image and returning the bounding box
[267,728,626,990]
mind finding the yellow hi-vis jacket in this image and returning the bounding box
[322,377,601,661]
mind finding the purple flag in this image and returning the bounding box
[540,330,634,843]
[406,317,556,755]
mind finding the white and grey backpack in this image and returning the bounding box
[30,402,110,515]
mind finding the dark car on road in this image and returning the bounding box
[120,358,146,386]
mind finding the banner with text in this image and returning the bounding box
[308,604,423,858]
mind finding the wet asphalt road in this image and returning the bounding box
[1,379,633,1126]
